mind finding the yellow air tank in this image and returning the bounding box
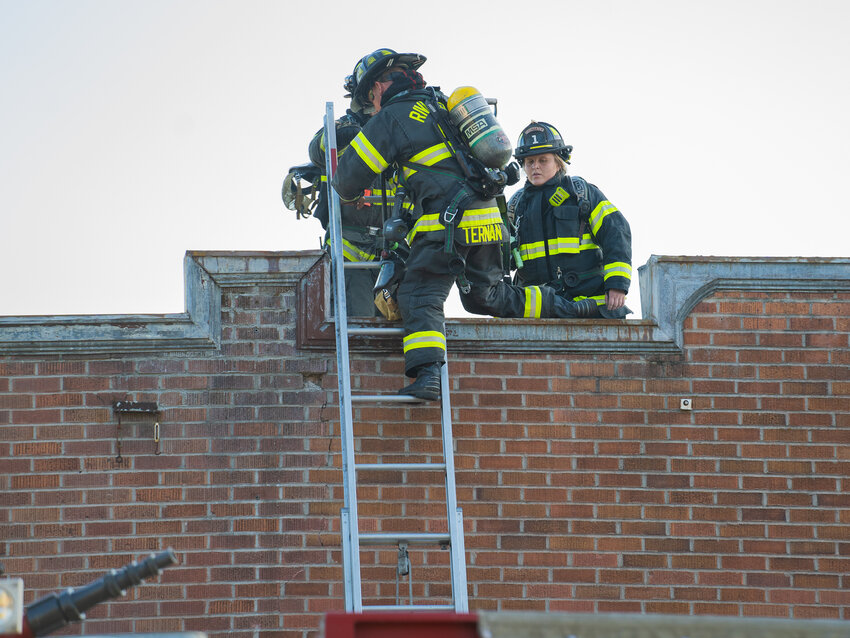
[447,86,513,169]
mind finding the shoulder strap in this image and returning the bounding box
[570,175,592,220]
[570,175,588,202]
[506,189,523,223]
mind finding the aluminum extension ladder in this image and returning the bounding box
[322,102,469,613]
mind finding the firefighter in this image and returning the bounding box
[331,50,597,400]
[509,121,632,318]
[306,74,398,317]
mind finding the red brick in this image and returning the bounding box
[3,277,850,629]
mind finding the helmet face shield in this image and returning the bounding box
[343,48,426,101]
[515,121,573,163]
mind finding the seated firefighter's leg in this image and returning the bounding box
[396,238,455,400]
[459,244,598,318]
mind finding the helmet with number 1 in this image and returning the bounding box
[514,121,573,164]
[343,48,426,103]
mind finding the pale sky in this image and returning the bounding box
[2,0,848,318]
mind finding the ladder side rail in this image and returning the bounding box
[324,102,363,612]
[439,363,469,612]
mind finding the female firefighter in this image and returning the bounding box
[509,121,632,318]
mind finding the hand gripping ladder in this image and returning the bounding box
[323,103,468,612]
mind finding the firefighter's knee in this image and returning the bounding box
[460,284,499,316]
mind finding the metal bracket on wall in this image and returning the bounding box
[112,401,162,457]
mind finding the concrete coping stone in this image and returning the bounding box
[1,251,847,355]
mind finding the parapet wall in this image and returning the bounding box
[1,252,849,637]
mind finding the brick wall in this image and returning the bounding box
[1,252,849,637]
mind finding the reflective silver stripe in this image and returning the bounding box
[604,262,632,281]
[457,207,501,228]
[402,331,447,353]
[406,207,503,244]
[520,241,546,261]
[579,233,598,249]
[350,132,389,174]
[589,200,618,235]
[403,143,452,179]
[523,286,543,318]
[406,213,444,244]
[410,143,452,165]
[547,237,580,255]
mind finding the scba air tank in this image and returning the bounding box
[447,86,513,169]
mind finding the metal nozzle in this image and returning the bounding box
[25,549,177,637]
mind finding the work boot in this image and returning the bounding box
[551,296,599,318]
[398,363,442,401]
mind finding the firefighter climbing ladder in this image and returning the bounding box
[322,103,469,613]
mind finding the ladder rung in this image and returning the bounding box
[342,261,382,269]
[347,327,405,336]
[356,462,446,472]
[358,532,450,546]
[362,604,457,611]
[351,394,424,403]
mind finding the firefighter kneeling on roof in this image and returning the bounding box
[332,49,598,401]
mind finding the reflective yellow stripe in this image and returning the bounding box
[604,261,632,281]
[403,143,452,180]
[547,237,580,255]
[579,233,598,250]
[406,213,444,244]
[403,331,447,353]
[406,206,504,244]
[519,241,546,261]
[574,294,607,306]
[350,132,389,174]
[457,207,501,228]
[410,143,452,165]
[589,200,618,235]
[325,237,376,262]
[522,234,598,258]
[523,286,543,318]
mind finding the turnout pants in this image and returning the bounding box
[342,267,379,317]
[397,236,583,377]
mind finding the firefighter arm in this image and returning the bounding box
[309,114,363,168]
[330,147,369,203]
[586,185,632,295]
[332,125,394,204]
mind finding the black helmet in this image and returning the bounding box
[514,121,573,164]
[343,48,426,102]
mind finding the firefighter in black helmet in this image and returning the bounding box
[509,121,632,318]
[331,53,598,400]
[305,50,418,316]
